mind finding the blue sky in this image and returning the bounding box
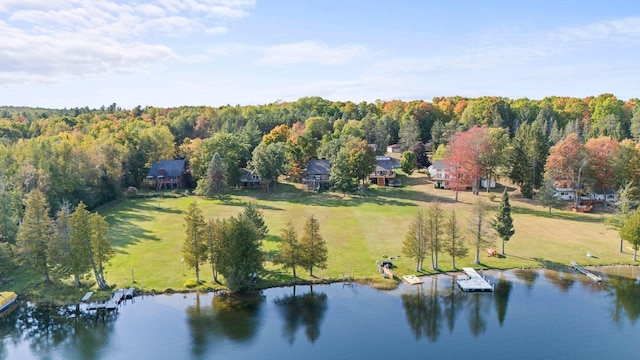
[0,0,639,109]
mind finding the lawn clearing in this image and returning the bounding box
[95,172,632,293]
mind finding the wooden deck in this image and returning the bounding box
[457,268,494,292]
[402,275,423,285]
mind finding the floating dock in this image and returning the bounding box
[570,262,602,283]
[402,275,423,285]
[457,267,493,292]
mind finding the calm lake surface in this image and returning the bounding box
[2,267,640,360]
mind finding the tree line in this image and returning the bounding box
[402,190,514,271]
[2,94,640,283]
[182,202,328,292]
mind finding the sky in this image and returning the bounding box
[0,0,639,109]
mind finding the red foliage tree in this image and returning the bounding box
[585,137,619,201]
[545,133,588,207]
[444,126,489,200]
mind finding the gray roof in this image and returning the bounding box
[430,160,446,170]
[306,159,331,175]
[375,158,394,171]
[148,159,186,177]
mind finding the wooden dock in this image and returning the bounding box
[570,262,602,283]
[457,268,493,292]
[402,275,423,285]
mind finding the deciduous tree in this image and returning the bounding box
[427,202,445,270]
[274,221,301,280]
[443,210,467,269]
[585,137,619,204]
[469,198,493,265]
[205,218,224,283]
[545,133,589,207]
[403,210,428,272]
[218,213,264,291]
[401,151,416,175]
[250,142,287,193]
[620,209,640,262]
[606,182,635,253]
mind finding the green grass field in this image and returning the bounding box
[93,172,634,293]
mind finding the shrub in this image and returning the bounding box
[488,193,497,202]
[184,278,199,288]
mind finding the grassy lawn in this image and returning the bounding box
[91,171,634,293]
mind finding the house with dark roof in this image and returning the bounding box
[303,159,331,191]
[368,156,400,186]
[240,168,261,188]
[146,159,187,190]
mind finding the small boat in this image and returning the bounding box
[0,291,17,313]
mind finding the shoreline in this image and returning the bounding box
[132,263,640,298]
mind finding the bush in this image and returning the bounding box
[124,186,138,198]
[184,278,199,288]
[488,193,497,202]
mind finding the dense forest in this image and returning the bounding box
[1,94,640,281]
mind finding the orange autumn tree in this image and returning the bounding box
[545,133,589,207]
[585,137,619,204]
[444,126,488,201]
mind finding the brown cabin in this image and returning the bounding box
[146,159,187,190]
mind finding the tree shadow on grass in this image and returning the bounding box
[105,204,160,254]
[511,206,604,224]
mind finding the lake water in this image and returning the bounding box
[2,267,640,360]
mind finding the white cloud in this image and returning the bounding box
[0,0,254,85]
[258,41,368,66]
[204,26,229,36]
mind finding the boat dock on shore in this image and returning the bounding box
[85,288,135,311]
[457,268,494,292]
[570,262,602,283]
[402,275,423,285]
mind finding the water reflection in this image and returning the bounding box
[606,273,640,324]
[544,268,576,292]
[0,302,116,359]
[494,276,512,326]
[513,269,538,288]
[401,277,442,342]
[442,278,466,333]
[274,285,328,344]
[186,291,265,357]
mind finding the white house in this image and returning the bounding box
[428,160,448,189]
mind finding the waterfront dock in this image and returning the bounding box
[570,261,602,283]
[402,275,423,285]
[86,288,136,311]
[457,267,494,292]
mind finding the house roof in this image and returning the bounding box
[148,159,186,177]
[430,160,446,170]
[306,159,331,175]
[375,158,394,171]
